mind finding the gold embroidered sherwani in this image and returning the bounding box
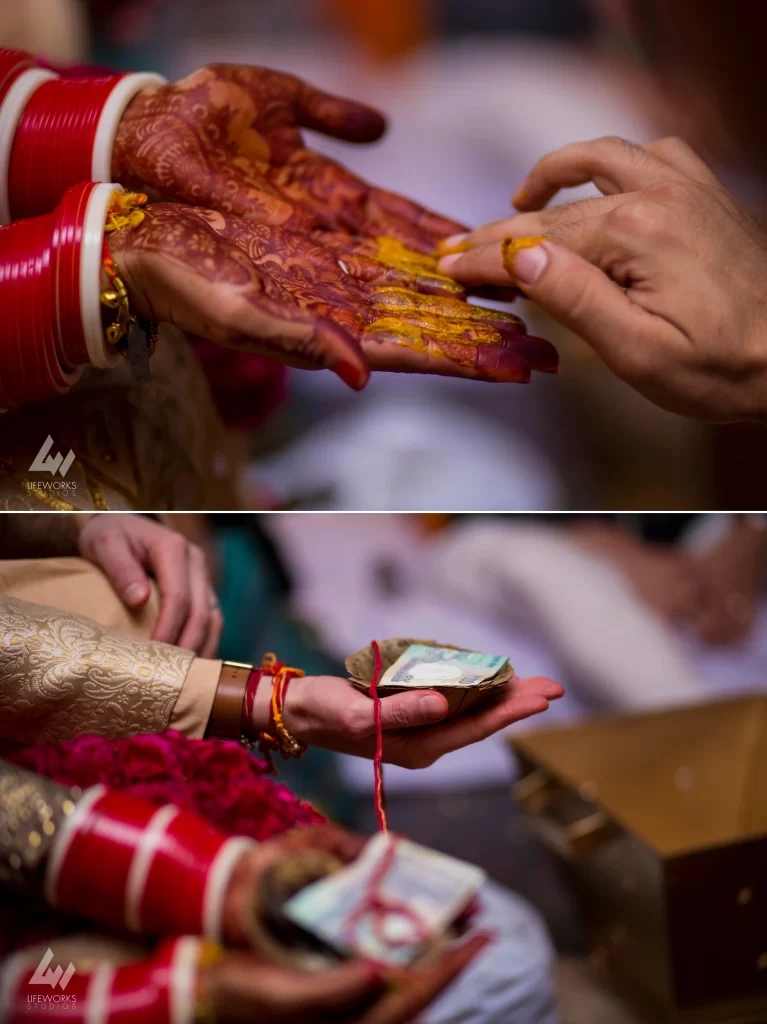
[0,560,223,747]
[0,327,241,511]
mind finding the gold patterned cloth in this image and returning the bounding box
[0,327,241,510]
[0,760,81,890]
[0,593,194,744]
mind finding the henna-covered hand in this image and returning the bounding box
[112,64,465,254]
[110,204,370,389]
[114,203,558,383]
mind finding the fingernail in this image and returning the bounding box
[437,253,461,273]
[123,582,147,605]
[419,695,446,718]
[334,360,368,390]
[435,233,468,256]
[501,236,548,286]
[512,187,527,208]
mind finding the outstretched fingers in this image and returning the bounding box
[297,80,388,143]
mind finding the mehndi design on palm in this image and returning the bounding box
[112,204,557,383]
[112,64,465,253]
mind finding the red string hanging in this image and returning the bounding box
[341,831,429,963]
[369,639,388,832]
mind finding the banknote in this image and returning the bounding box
[378,644,509,690]
[283,833,485,965]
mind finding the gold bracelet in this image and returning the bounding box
[100,189,158,353]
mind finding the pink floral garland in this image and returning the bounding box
[2,731,325,956]
[11,729,325,841]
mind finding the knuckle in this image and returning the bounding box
[596,134,631,151]
[385,701,416,730]
[607,198,656,236]
[643,178,690,203]
[188,542,206,566]
[166,533,188,558]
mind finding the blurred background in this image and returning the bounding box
[198,509,767,1022]
[7,0,765,511]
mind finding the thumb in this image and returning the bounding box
[94,532,151,607]
[377,690,449,731]
[440,236,648,369]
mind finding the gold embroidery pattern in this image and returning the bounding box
[0,760,82,889]
[0,595,193,744]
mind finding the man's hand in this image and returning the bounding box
[438,135,767,422]
[572,523,704,624]
[77,514,222,655]
[113,65,465,254]
[691,521,767,645]
[250,672,563,769]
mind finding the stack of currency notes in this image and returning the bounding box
[379,644,510,690]
[283,833,486,966]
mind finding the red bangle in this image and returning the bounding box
[0,48,36,105]
[5,936,208,1024]
[46,786,256,940]
[8,76,124,220]
[51,180,97,369]
[0,180,114,407]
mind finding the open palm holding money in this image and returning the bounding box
[249,666,563,770]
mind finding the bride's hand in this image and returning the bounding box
[110,203,369,389]
[113,64,464,254]
[205,933,489,1024]
[112,204,558,384]
[202,209,558,381]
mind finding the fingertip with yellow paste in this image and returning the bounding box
[501,236,546,286]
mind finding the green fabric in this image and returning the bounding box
[216,528,355,823]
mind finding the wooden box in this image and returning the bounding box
[510,696,767,1023]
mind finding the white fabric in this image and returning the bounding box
[423,882,559,1024]
[0,67,57,225]
[433,522,708,711]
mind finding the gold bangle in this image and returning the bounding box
[100,189,158,353]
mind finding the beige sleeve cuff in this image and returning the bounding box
[170,658,222,739]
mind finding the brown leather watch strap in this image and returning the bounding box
[206,660,253,739]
